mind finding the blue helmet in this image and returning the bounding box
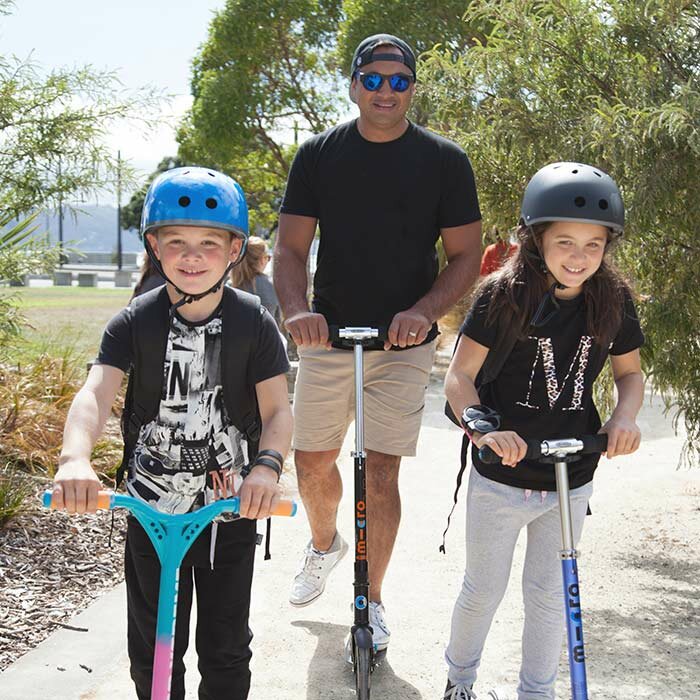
[140,166,249,241]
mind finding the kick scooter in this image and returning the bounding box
[44,490,296,700]
[330,326,385,700]
[480,433,608,700]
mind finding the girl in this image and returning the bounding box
[229,235,282,326]
[442,163,644,700]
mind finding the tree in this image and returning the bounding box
[0,6,160,216]
[120,156,184,232]
[337,0,484,70]
[419,0,700,460]
[178,0,345,233]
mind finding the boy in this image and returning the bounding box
[52,167,292,700]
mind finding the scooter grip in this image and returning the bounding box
[328,325,341,343]
[478,440,542,464]
[272,500,297,517]
[42,489,113,510]
[581,433,608,454]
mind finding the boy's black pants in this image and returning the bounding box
[125,516,257,700]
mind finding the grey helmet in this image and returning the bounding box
[520,162,624,235]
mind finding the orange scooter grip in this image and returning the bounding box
[272,500,297,517]
[42,489,113,510]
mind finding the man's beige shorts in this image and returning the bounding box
[292,341,436,457]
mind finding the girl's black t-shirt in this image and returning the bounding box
[461,288,644,490]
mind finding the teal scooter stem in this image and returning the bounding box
[43,490,296,700]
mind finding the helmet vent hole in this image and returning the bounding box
[178,196,191,207]
[574,196,586,207]
[205,197,218,209]
[207,171,215,177]
[572,169,579,174]
[594,171,602,177]
[599,199,609,210]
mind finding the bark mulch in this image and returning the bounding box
[0,483,126,671]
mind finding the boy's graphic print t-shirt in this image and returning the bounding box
[461,288,644,490]
[96,296,290,515]
[127,311,243,514]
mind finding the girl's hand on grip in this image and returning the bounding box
[474,430,527,467]
[599,416,641,458]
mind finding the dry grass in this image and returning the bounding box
[0,467,32,528]
[0,342,123,483]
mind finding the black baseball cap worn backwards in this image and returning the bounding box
[351,33,417,79]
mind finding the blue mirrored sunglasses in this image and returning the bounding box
[355,71,414,93]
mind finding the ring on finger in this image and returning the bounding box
[408,330,417,337]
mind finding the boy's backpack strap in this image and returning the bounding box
[116,286,170,487]
[221,286,263,456]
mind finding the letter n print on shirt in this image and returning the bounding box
[516,336,593,411]
[167,350,192,402]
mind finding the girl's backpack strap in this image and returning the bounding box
[439,432,470,553]
[440,318,520,552]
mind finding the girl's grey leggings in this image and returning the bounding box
[445,467,593,699]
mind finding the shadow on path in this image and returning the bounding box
[292,620,424,700]
[585,550,700,698]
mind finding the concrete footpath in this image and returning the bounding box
[1,379,698,699]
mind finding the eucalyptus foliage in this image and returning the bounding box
[419,0,700,460]
[0,7,160,215]
[337,0,483,70]
[178,0,345,232]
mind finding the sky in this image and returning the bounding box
[1,0,227,201]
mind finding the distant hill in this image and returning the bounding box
[30,206,142,252]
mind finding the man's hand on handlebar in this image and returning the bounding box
[284,311,331,349]
[386,309,431,350]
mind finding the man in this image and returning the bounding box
[274,33,482,656]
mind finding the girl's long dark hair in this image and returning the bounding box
[479,223,628,346]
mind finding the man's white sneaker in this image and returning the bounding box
[368,601,390,651]
[343,600,391,664]
[289,532,348,606]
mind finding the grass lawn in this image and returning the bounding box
[5,287,132,364]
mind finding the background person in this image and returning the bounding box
[230,235,282,327]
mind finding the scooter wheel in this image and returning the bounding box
[354,644,371,700]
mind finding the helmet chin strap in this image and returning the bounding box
[144,240,245,319]
[525,228,568,328]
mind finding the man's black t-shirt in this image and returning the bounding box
[280,120,481,344]
[461,288,644,490]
